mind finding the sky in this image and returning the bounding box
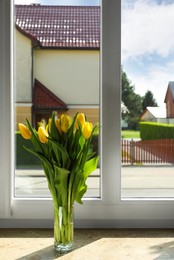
[15,0,174,107]
[122,0,174,107]
[14,0,100,5]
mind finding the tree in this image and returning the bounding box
[122,70,143,129]
[142,90,158,111]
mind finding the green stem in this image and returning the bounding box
[54,204,73,245]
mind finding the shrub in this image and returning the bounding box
[139,122,174,140]
[16,132,41,168]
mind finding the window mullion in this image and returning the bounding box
[101,0,121,204]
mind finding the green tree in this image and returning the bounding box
[122,70,143,129]
[142,90,158,111]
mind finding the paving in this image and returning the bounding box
[15,166,174,198]
[122,165,174,197]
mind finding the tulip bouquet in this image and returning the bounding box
[18,112,99,253]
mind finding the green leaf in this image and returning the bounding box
[26,119,45,153]
[49,139,70,169]
[75,185,87,204]
[54,165,70,206]
[23,145,59,202]
[77,135,85,157]
[73,156,99,204]
[50,112,60,141]
[23,145,48,163]
[83,156,99,179]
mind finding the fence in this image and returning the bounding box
[122,139,174,165]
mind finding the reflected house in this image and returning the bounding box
[15,4,100,127]
[33,79,68,127]
[140,81,174,124]
[140,106,166,123]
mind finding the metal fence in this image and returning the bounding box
[122,139,174,165]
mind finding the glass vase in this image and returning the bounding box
[54,205,74,253]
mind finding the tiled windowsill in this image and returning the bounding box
[0,229,174,259]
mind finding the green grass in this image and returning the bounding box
[121,130,140,139]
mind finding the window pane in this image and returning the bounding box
[14,2,100,198]
[121,0,174,198]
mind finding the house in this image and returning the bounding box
[140,106,166,123]
[164,81,174,118]
[15,4,100,127]
[140,81,174,124]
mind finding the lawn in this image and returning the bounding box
[121,130,140,139]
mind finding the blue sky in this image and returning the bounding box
[15,0,174,106]
[15,0,100,5]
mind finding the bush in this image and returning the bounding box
[91,134,99,156]
[16,132,41,168]
[139,122,174,140]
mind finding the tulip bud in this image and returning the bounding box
[55,118,62,134]
[75,113,85,129]
[18,123,32,140]
[38,126,49,143]
[60,114,71,133]
[82,122,93,139]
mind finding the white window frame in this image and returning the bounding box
[1,0,174,228]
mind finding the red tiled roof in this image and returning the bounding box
[33,79,67,109]
[15,5,100,49]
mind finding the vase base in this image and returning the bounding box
[54,241,73,254]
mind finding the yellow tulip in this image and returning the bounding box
[38,119,46,128]
[82,122,93,139]
[75,113,85,129]
[60,114,71,133]
[48,118,52,133]
[38,126,49,143]
[18,123,32,140]
[46,124,49,134]
[55,118,62,134]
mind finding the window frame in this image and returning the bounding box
[1,0,174,228]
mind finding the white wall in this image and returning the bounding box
[34,49,99,105]
[15,29,32,102]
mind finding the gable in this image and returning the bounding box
[140,106,166,120]
[33,79,67,110]
[140,109,155,121]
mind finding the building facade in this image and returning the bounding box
[15,4,100,128]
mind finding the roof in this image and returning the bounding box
[164,81,174,102]
[33,79,67,110]
[141,106,166,119]
[15,4,100,49]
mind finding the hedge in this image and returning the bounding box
[16,132,99,168]
[16,133,41,168]
[139,122,174,140]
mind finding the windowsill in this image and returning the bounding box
[0,228,174,259]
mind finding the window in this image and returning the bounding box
[0,0,174,228]
[121,0,174,199]
[14,3,100,199]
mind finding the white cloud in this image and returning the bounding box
[122,0,174,61]
[126,60,174,106]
